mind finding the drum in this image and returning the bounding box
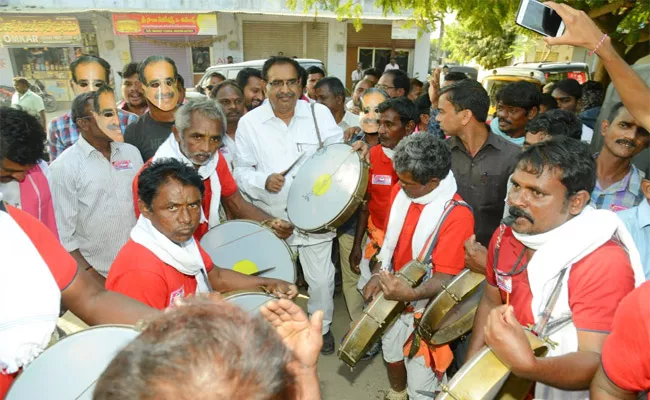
[6,325,139,400]
[200,220,296,283]
[223,290,277,314]
[338,260,429,368]
[417,269,486,345]
[435,330,549,400]
[287,143,368,233]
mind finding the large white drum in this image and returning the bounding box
[223,290,277,314]
[200,220,296,283]
[6,325,139,400]
[287,143,368,233]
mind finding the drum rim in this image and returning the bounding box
[222,289,279,300]
[287,143,368,232]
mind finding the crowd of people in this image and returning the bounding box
[1,2,650,399]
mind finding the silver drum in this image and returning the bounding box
[223,290,277,314]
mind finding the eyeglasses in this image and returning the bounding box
[376,84,394,91]
[206,85,215,91]
[268,79,300,89]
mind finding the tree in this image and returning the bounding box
[442,21,518,69]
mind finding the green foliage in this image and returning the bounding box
[442,21,518,69]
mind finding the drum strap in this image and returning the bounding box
[0,200,6,213]
[310,102,324,149]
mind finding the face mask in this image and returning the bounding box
[360,93,387,133]
[92,92,124,142]
[144,63,179,111]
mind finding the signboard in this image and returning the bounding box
[0,16,81,47]
[391,21,418,40]
[113,14,217,36]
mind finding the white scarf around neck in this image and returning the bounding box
[130,216,211,294]
[377,171,457,271]
[0,196,61,374]
[513,206,645,400]
[153,134,222,229]
[381,146,394,160]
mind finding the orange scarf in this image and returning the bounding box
[402,312,454,376]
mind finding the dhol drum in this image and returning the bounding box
[287,143,368,233]
[435,330,549,400]
[6,325,139,400]
[223,290,278,314]
[417,269,486,345]
[338,260,429,368]
[200,220,296,283]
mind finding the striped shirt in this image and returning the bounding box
[49,135,143,276]
[591,164,645,212]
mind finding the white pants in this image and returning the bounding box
[382,312,446,400]
[292,240,335,334]
[356,237,373,291]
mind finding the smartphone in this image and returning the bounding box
[516,0,565,37]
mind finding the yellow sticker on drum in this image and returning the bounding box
[312,174,332,196]
[233,260,259,275]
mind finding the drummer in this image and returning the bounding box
[233,56,368,354]
[106,158,298,309]
[465,137,644,399]
[131,98,294,241]
[362,134,474,400]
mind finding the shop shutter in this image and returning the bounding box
[129,36,193,88]
[243,22,302,61]
[305,22,328,66]
[76,15,96,33]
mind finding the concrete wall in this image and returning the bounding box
[0,47,13,86]
[213,13,244,65]
[412,32,431,80]
[94,12,132,99]
[327,20,347,83]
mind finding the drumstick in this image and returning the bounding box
[506,292,510,307]
[296,293,310,300]
[280,153,306,177]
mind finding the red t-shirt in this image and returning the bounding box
[105,239,215,310]
[601,281,650,392]
[132,156,238,241]
[1,206,78,398]
[388,186,474,274]
[367,145,399,232]
[485,226,635,329]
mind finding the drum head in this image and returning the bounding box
[6,325,139,400]
[224,291,276,314]
[200,220,296,283]
[287,143,364,232]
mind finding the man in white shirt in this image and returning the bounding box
[304,66,325,102]
[234,56,367,355]
[314,77,359,130]
[384,57,400,71]
[50,86,143,282]
[351,62,363,83]
[11,77,45,127]
[210,80,247,171]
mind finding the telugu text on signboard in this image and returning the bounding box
[112,14,217,36]
[0,16,82,46]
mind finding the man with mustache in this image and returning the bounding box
[124,56,182,162]
[107,159,297,309]
[48,55,138,161]
[117,62,148,116]
[592,102,649,212]
[50,86,143,282]
[465,137,645,400]
[490,81,540,146]
[314,77,358,130]
[210,80,246,171]
[234,56,368,355]
[361,133,474,400]
[304,66,325,102]
[551,79,594,143]
[236,67,265,111]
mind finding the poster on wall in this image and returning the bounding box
[112,14,217,36]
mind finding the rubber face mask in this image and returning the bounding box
[71,62,108,95]
[360,92,387,133]
[143,62,179,111]
[91,91,124,142]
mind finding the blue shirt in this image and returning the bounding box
[591,164,645,212]
[490,118,525,147]
[618,199,650,279]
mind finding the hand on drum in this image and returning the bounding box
[350,140,370,162]
[464,235,488,275]
[269,219,294,239]
[484,305,537,376]
[260,299,323,370]
[265,173,286,193]
[263,279,299,299]
[362,275,383,302]
[344,126,361,142]
[379,270,415,302]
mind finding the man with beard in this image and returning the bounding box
[362,133,474,400]
[233,56,368,354]
[592,102,649,212]
[48,55,138,161]
[117,62,148,116]
[427,70,468,139]
[132,98,293,242]
[50,87,143,282]
[466,137,645,400]
[346,78,374,115]
[124,56,182,162]
[236,67,265,111]
[314,77,358,130]
[210,80,246,170]
[490,81,540,146]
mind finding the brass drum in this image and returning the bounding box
[338,260,428,368]
[223,290,277,314]
[287,143,368,233]
[417,269,486,345]
[435,330,549,400]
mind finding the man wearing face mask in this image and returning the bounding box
[210,80,246,171]
[117,62,148,116]
[50,87,143,282]
[466,137,645,400]
[48,56,138,161]
[124,56,183,162]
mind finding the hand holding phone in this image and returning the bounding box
[516,0,565,37]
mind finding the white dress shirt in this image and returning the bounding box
[351,69,363,81]
[234,100,343,246]
[220,133,236,172]
[384,63,400,71]
[11,90,44,119]
[338,110,360,131]
[50,135,143,275]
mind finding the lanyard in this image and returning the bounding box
[492,224,528,277]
